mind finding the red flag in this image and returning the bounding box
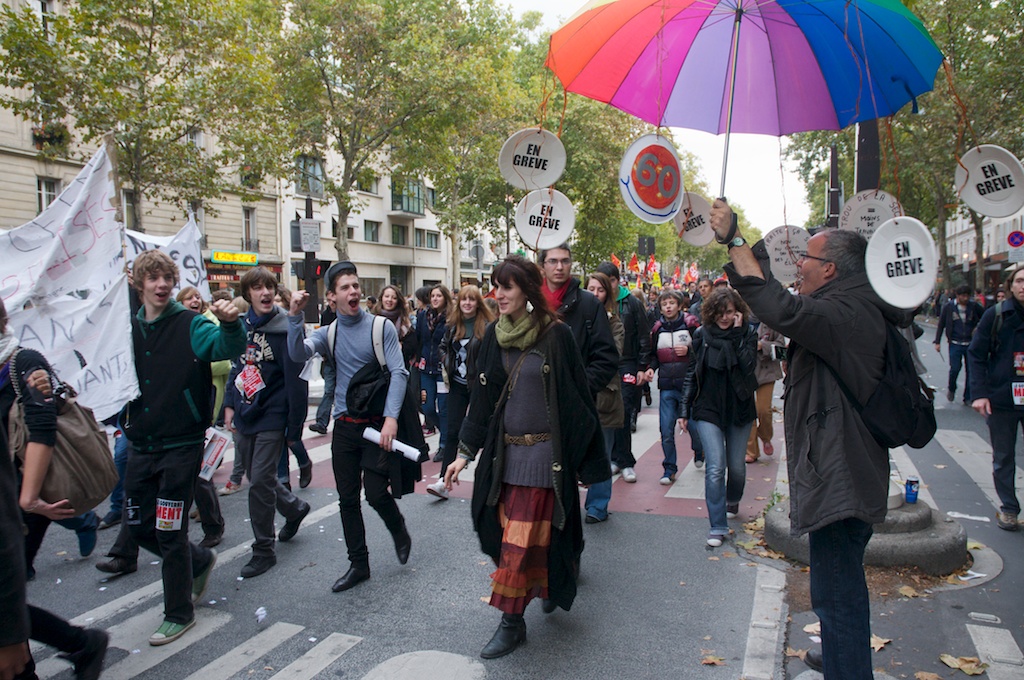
[646,254,656,276]
[627,253,640,273]
[672,265,681,283]
[610,253,621,269]
[684,261,699,284]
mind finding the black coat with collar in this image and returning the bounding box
[459,320,610,612]
[553,278,619,396]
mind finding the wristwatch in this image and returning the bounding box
[726,236,746,250]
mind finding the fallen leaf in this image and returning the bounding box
[803,622,821,635]
[899,586,920,598]
[915,673,942,680]
[701,656,726,666]
[939,654,989,675]
[736,539,759,550]
[966,540,986,551]
[870,635,892,652]
[755,496,766,501]
[721,551,737,558]
[785,647,807,660]
[745,562,758,567]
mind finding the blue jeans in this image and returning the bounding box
[420,373,447,444]
[108,431,129,516]
[809,518,874,679]
[316,361,337,428]
[693,419,751,534]
[659,389,683,476]
[277,439,312,483]
[986,409,1023,515]
[948,343,971,400]
[585,429,616,520]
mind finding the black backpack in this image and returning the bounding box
[825,323,936,449]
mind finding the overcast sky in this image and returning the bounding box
[500,0,814,232]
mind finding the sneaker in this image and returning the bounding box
[659,476,672,486]
[240,554,277,578]
[621,467,637,483]
[426,481,450,500]
[218,481,244,496]
[279,501,311,542]
[95,556,137,576]
[584,514,607,524]
[706,533,723,548]
[149,618,196,646]
[308,423,328,435]
[610,462,620,475]
[191,549,217,603]
[996,511,1019,531]
[98,510,121,530]
[726,503,739,519]
[693,455,704,470]
[59,628,108,680]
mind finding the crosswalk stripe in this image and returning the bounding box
[663,460,706,498]
[741,564,787,680]
[966,624,1024,679]
[268,633,363,679]
[183,621,304,680]
[935,430,1024,513]
[889,446,938,510]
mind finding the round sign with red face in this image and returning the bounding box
[619,135,684,224]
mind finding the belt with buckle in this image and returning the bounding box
[504,432,551,446]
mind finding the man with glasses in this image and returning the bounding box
[710,202,909,680]
[540,245,618,522]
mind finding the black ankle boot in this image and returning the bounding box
[480,613,526,659]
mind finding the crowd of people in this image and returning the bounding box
[6,212,1024,679]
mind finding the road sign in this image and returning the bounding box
[299,219,321,252]
[1008,230,1024,248]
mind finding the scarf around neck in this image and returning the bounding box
[495,312,540,350]
[0,328,17,366]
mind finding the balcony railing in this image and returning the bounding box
[241,238,260,251]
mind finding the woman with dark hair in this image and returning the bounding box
[428,285,495,500]
[444,255,610,659]
[415,284,452,452]
[374,285,417,368]
[678,287,757,547]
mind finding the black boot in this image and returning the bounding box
[480,614,526,659]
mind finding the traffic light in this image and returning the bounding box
[293,259,330,281]
[313,260,330,278]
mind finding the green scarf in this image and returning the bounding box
[495,312,540,350]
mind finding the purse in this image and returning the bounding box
[7,350,118,514]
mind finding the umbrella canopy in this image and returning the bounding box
[546,0,944,136]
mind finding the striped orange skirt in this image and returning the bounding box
[489,484,555,615]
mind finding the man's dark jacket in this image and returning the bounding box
[553,278,618,395]
[616,288,652,370]
[934,299,984,345]
[968,299,1024,412]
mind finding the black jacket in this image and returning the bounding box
[680,324,758,427]
[415,309,447,377]
[968,299,1024,411]
[460,320,610,612]
[616,289,652,369]
[935,299,984,345]
[554,279,618,396]
[440,322,485,389]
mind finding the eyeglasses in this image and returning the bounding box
[795,251,831,264]
[544,258,572,267]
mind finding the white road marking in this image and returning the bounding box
[184,621,304,680]
[269,632,363,679]
[741,564,788,680]
[966,624,1024,678]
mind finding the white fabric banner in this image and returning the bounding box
[0,146,138,420]
[125,218,211,299]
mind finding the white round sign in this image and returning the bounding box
[675,193,714,246]
[514,189,576,251]
[954,145,1024,218]
[839,189,904,239]
[762,225,810,284]
[498,128,566,191]
[865,217,937,309]
[618,134,685,224]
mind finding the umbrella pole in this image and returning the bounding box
[719,8,743,199]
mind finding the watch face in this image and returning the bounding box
[731,237,745,247]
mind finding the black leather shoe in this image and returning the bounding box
[299,462,313,489]
[279,501,311,543]
[58,628,109,680]
[308,423,328,435]
[804,648,823,672]
[95,556,138,576]
[199,533,223,548]
[332,566,370,592]
[241,554,277,578]
[480,614,526,659]
[394,526,412,565]
[541,599,557,614]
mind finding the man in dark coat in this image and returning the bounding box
[934,283,984,403]
[711,200,909,680]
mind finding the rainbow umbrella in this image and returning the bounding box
[546,0,943,195]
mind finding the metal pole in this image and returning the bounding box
[719,7,744,199]
[506,196,511,255]
[303,196,319,323]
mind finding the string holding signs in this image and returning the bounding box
[619,134,684,224]
[675,193,714,246]
[954,145,1024,218]
[498,128,566,191]
[865,217,937,309]
[839,189,904,239]
[762,225,810,285]
[514,189,576,251]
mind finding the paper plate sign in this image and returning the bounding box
[954,145,1024,218]
[865,217,937,309]
[675,193,714,246]
[514,189,575,251]
[619,135,684,224]
[762,225,810,284]
[839,189,903,239]
[498,128,566,191]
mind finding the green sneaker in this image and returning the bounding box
[149,618,195,646]
[191,548,217,603]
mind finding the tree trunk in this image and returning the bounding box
[970,208,985,294]
[450,224,461,290]
[334,200,351,262]
[931,172,949,289]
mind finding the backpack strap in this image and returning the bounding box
[372,315,386,370]
[325,320,338,367]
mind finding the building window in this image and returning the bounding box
[392,224,407,246]
[34,0,54,38]
[37,177,59,213]
[356,175,379,194]
[426,187,437,211]
[415,229,425,248]
[243,207,257,250]
[187,127,203,149]
[426,232,439,249]
[122,190,137,231]
[391,178,425,215]
[348,226,355,240]
[295,155,325,198]
[364,220,380,242]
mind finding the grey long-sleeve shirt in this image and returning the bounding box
[287,309,408,420]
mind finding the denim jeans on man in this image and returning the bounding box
[809,518,874,679]
[108,431,129,517]
[948,343,972,400]
[986,409,1023,515]
[315,361,337,430]
[693,420,751,535]
[584,429,617,520]
[658,389,684,477]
